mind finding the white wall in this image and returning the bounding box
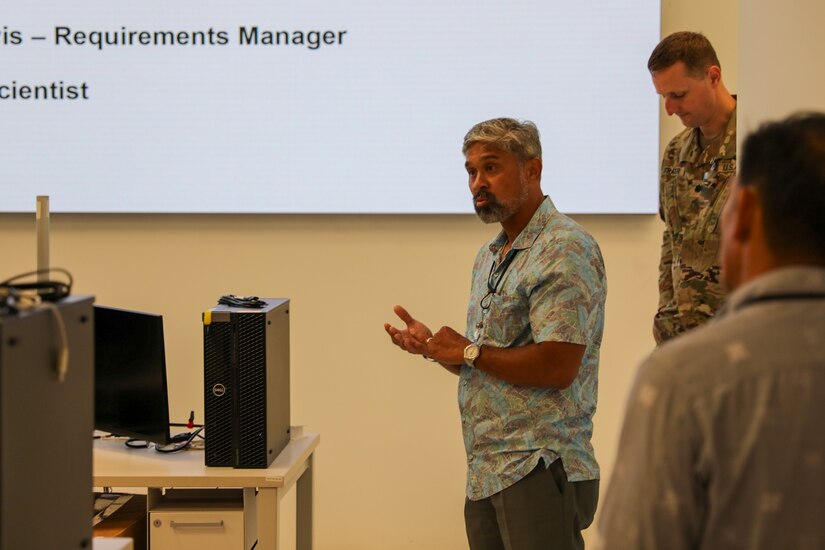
[0,2,738,548]
[0,213,659,548]
[739,0,825,134]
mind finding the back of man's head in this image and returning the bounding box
[648,31,721,76]
[740,113,825,264]
[462,118,542,164]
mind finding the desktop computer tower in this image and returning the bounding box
[0,295,94,549]
[203,298,290,468]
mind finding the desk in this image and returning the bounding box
[94,433,319,550]
[94,538,134,550]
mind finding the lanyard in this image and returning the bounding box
[480,248,519,310]
[474,248,519,343]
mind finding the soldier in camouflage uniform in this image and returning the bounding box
[648,32,738,344]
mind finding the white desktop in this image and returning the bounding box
[94,538,133,550]
[94,431,319,550]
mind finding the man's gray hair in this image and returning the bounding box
[462,118,542,163]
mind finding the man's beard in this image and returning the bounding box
[473,177,529,224]
[474,191,512,223]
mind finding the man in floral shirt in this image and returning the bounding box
[386,118,606,550]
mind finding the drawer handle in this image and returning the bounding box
[169,520,225,529]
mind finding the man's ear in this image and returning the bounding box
[707,65,722,86]
[732,185,760,244]
[525,157,542,184]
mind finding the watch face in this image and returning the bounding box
[464,344,480,365]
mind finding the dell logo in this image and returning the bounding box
[212,383,226,397]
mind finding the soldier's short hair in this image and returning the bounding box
[740,112,825,262]
[648,31,721,77]
[462,118,542,163]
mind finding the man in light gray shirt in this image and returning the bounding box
[596,113,825,550]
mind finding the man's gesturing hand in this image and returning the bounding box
[384,305,433,355]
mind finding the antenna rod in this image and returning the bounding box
[36,195,50,282]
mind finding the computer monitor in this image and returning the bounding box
[94,305,172,445]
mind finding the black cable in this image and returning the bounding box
[155,426,206,453]
[115,411,206,451]
[0,267,73,308]
[120,427,205,452]
[218,294,266,308]
[169,410,202,428]
[0,267,73,288]
[0,269,73,381]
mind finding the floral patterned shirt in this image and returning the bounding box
[460,196,606,500]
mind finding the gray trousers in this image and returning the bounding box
[464,459,599,550]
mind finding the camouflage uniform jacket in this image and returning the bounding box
[654,105,736,345]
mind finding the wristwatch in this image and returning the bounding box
[463,343,481,367]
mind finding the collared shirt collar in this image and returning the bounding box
[717,266,825,318]
[678,100,738,164]
[487,196,557,255]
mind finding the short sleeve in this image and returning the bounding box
[530,233,606,346]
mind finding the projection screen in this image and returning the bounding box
[2,0,660,214]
